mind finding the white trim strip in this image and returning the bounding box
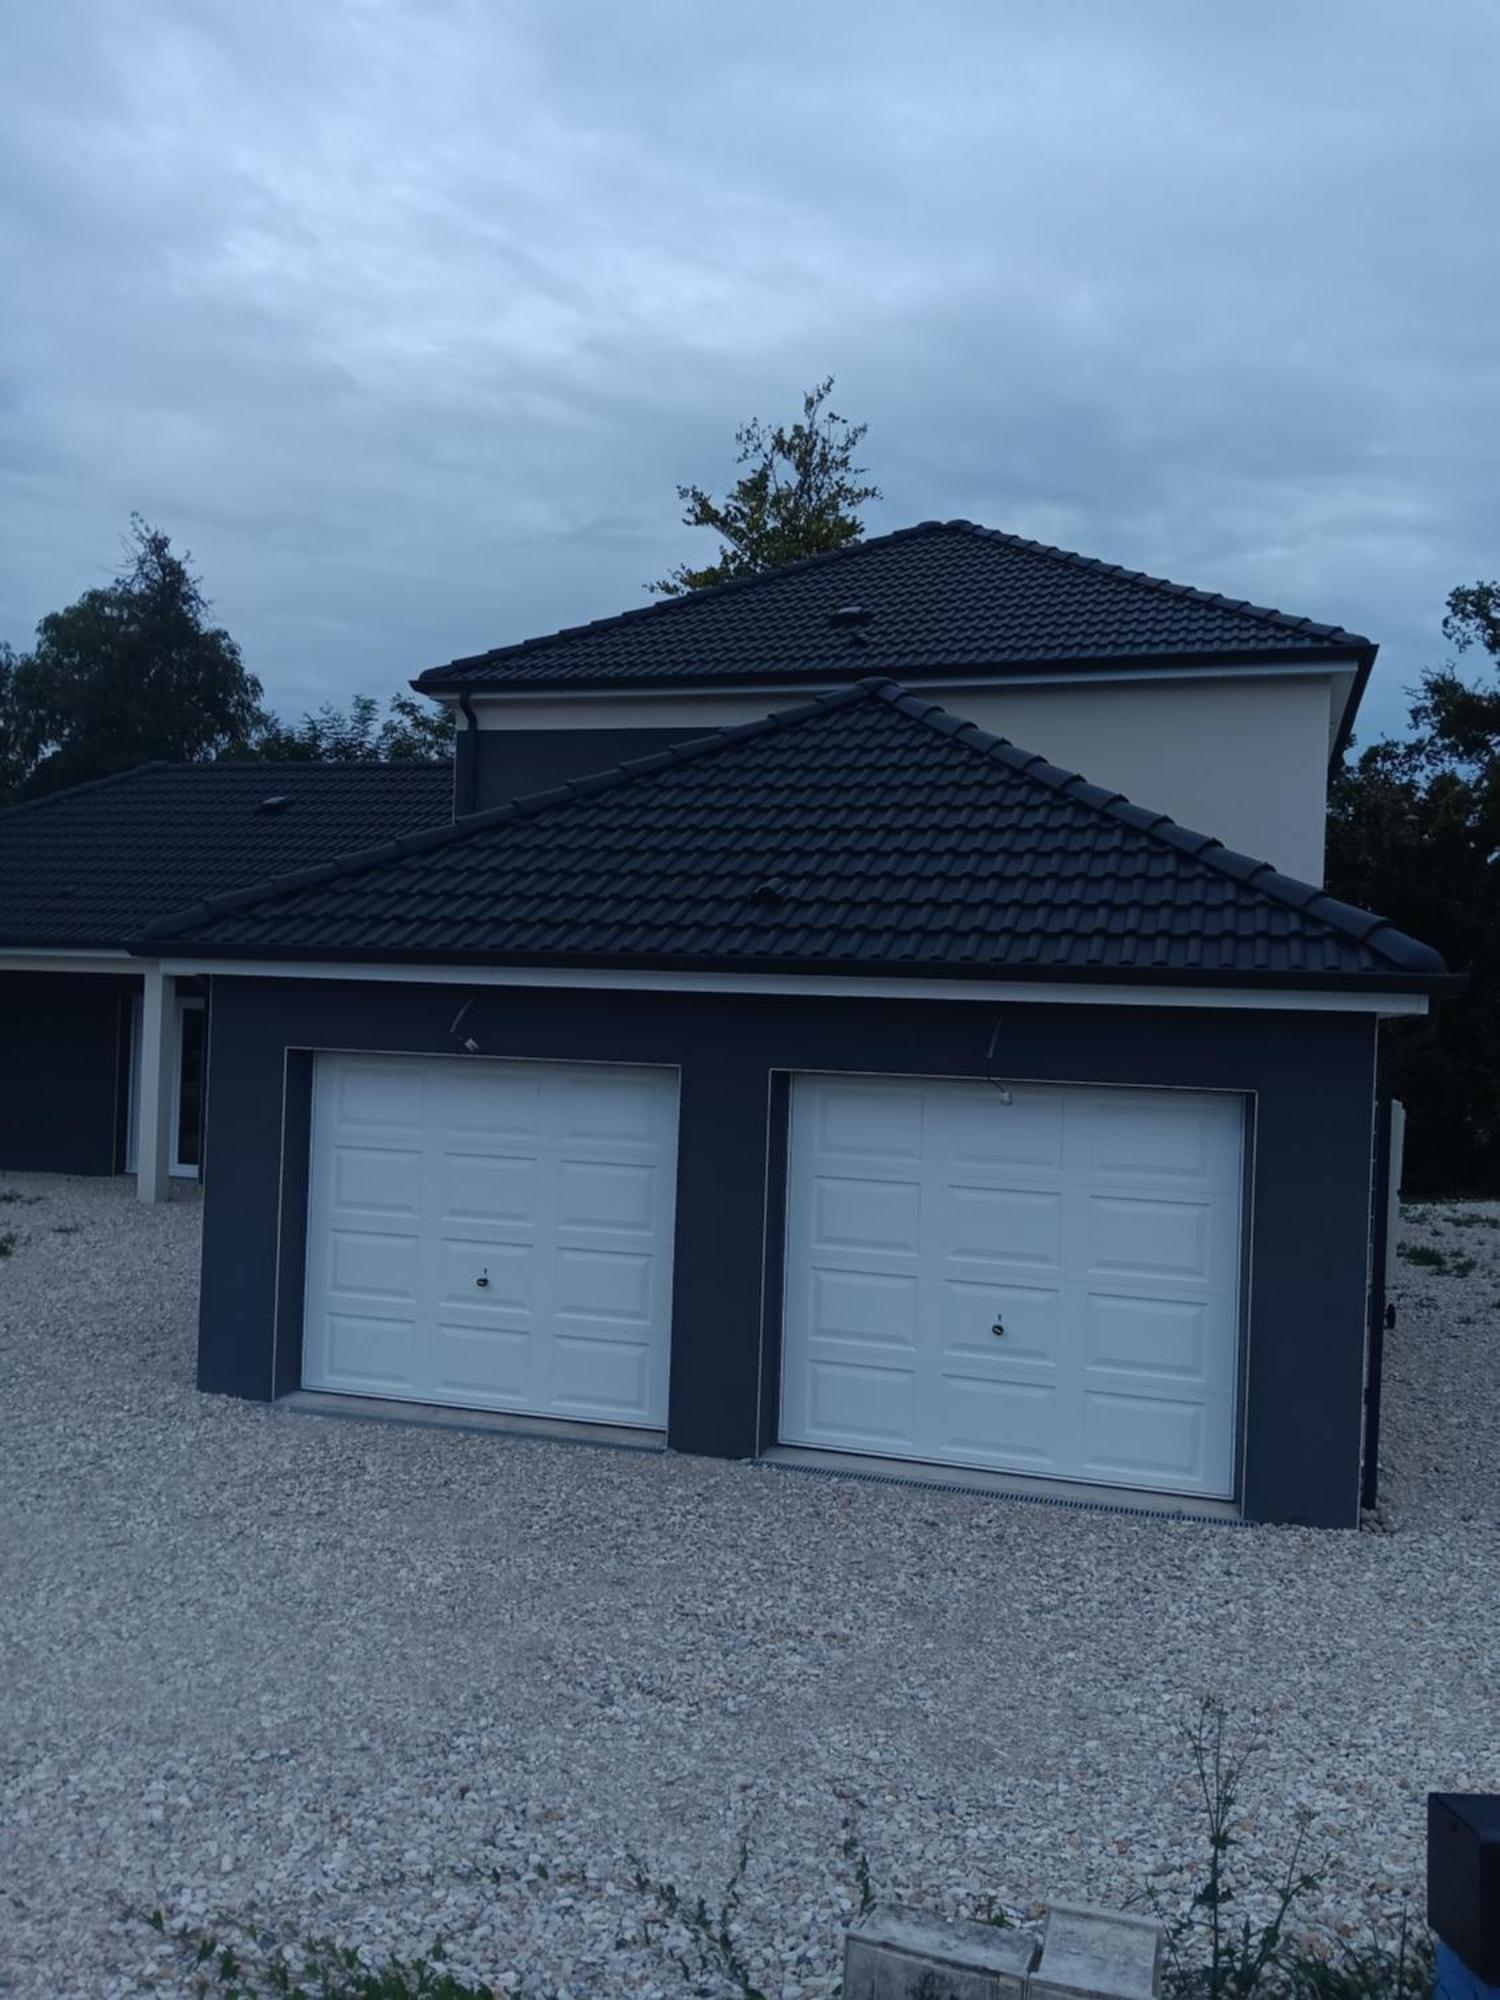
[153,955,1430,1017]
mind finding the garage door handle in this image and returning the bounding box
[476,1270,490,1289]
[991,1319,1005,1338]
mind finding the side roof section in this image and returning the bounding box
[0,760,454,949]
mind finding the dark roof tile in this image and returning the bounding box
[0,762,453,949]
[146,682,1446,992]
[415,519,1373,695]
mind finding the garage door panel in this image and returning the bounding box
[1087,1195,1213,1282]
[434,1236,534,1309]
[812,1175,922,1253]
[949,1089,1065,1170]
[430,1322,534,1405]
[441,1151,539,1226]
[783,1074,1242,1499]
[440,1065,542,1140]
[551,1331,656,1420]
[327,1227,421,1302]
[331,1144,424,1216]
[555,1158,659,1234]
[810,1266,920,1347]
[305,1055,676,1428]
[556,1071,668,1146]
[553,1245,655,1323]
[333,1059,425,1132]
[938,1375,1057,1466]
[1085,1293,1216,1384]
[805,1357,916,1447]
[322,1310,418,1394]
[1084,1094,1242,1190]
[813,1082,925,1161]
[1082,1389,1223,1487]
[941,1277,1060,1364]
[942,1183,1062,1268]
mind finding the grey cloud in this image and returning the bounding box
[0,0,1495,738]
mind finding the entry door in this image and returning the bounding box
[303,1053,678,1427]
[780,1075,1244,1497]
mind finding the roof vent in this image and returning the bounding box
[829,603,873,629]
[256,794,290,815]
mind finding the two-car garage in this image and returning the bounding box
[300,1051,1246,1503]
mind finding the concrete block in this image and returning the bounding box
[1030,1901,1162,2000]
[842,1905,1037,2000]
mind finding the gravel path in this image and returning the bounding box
[1,1175,1497,1998]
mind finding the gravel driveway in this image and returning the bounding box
[1,1177,1497,1998]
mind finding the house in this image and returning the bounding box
[0,761,453,1192]
[131,521,1451,1528]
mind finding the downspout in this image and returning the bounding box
[456,693,479,818]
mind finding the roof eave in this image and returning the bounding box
[134,938,1462,999]
[412,641,1373,701]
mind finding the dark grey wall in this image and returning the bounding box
[0,970,139,1174]
[456,725,712,813]
[196,975,1378,1527]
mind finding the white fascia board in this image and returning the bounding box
[0,947,139,975]
[155,956,1429,1017]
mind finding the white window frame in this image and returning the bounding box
[125,991,205,1180]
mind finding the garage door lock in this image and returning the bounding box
[991,1318,1005,1338]
[476,1269,490,1289]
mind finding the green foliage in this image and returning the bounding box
[1326,573,1500,1197]
[651,377,880,595]
[147,1913,497,1999]
[0,1230,15,1258]
[1398,1240,1474,1275]
[246,691,454,764]
[0,519,454,803]
[0,642,26,799]
[4,518,266,800]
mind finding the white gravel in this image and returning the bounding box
[1,1174,1497,1998]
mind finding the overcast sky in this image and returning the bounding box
[1,2,1495,744]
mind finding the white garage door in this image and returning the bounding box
[781,1075,1244,1497]
[304,1054,678,1427]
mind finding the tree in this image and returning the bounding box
[248,690,454,763]
[1326,575,1500,1194]
[651,377,880,595]
[5,517,265,799]
[0,643,25,802]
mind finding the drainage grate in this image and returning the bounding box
[751,1455,1252,1525]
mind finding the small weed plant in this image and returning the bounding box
[1155,1700,1431,2000]
[1398,1241,1475,1277]
[146,1914,497,1999]
[628,1836,769,2000]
